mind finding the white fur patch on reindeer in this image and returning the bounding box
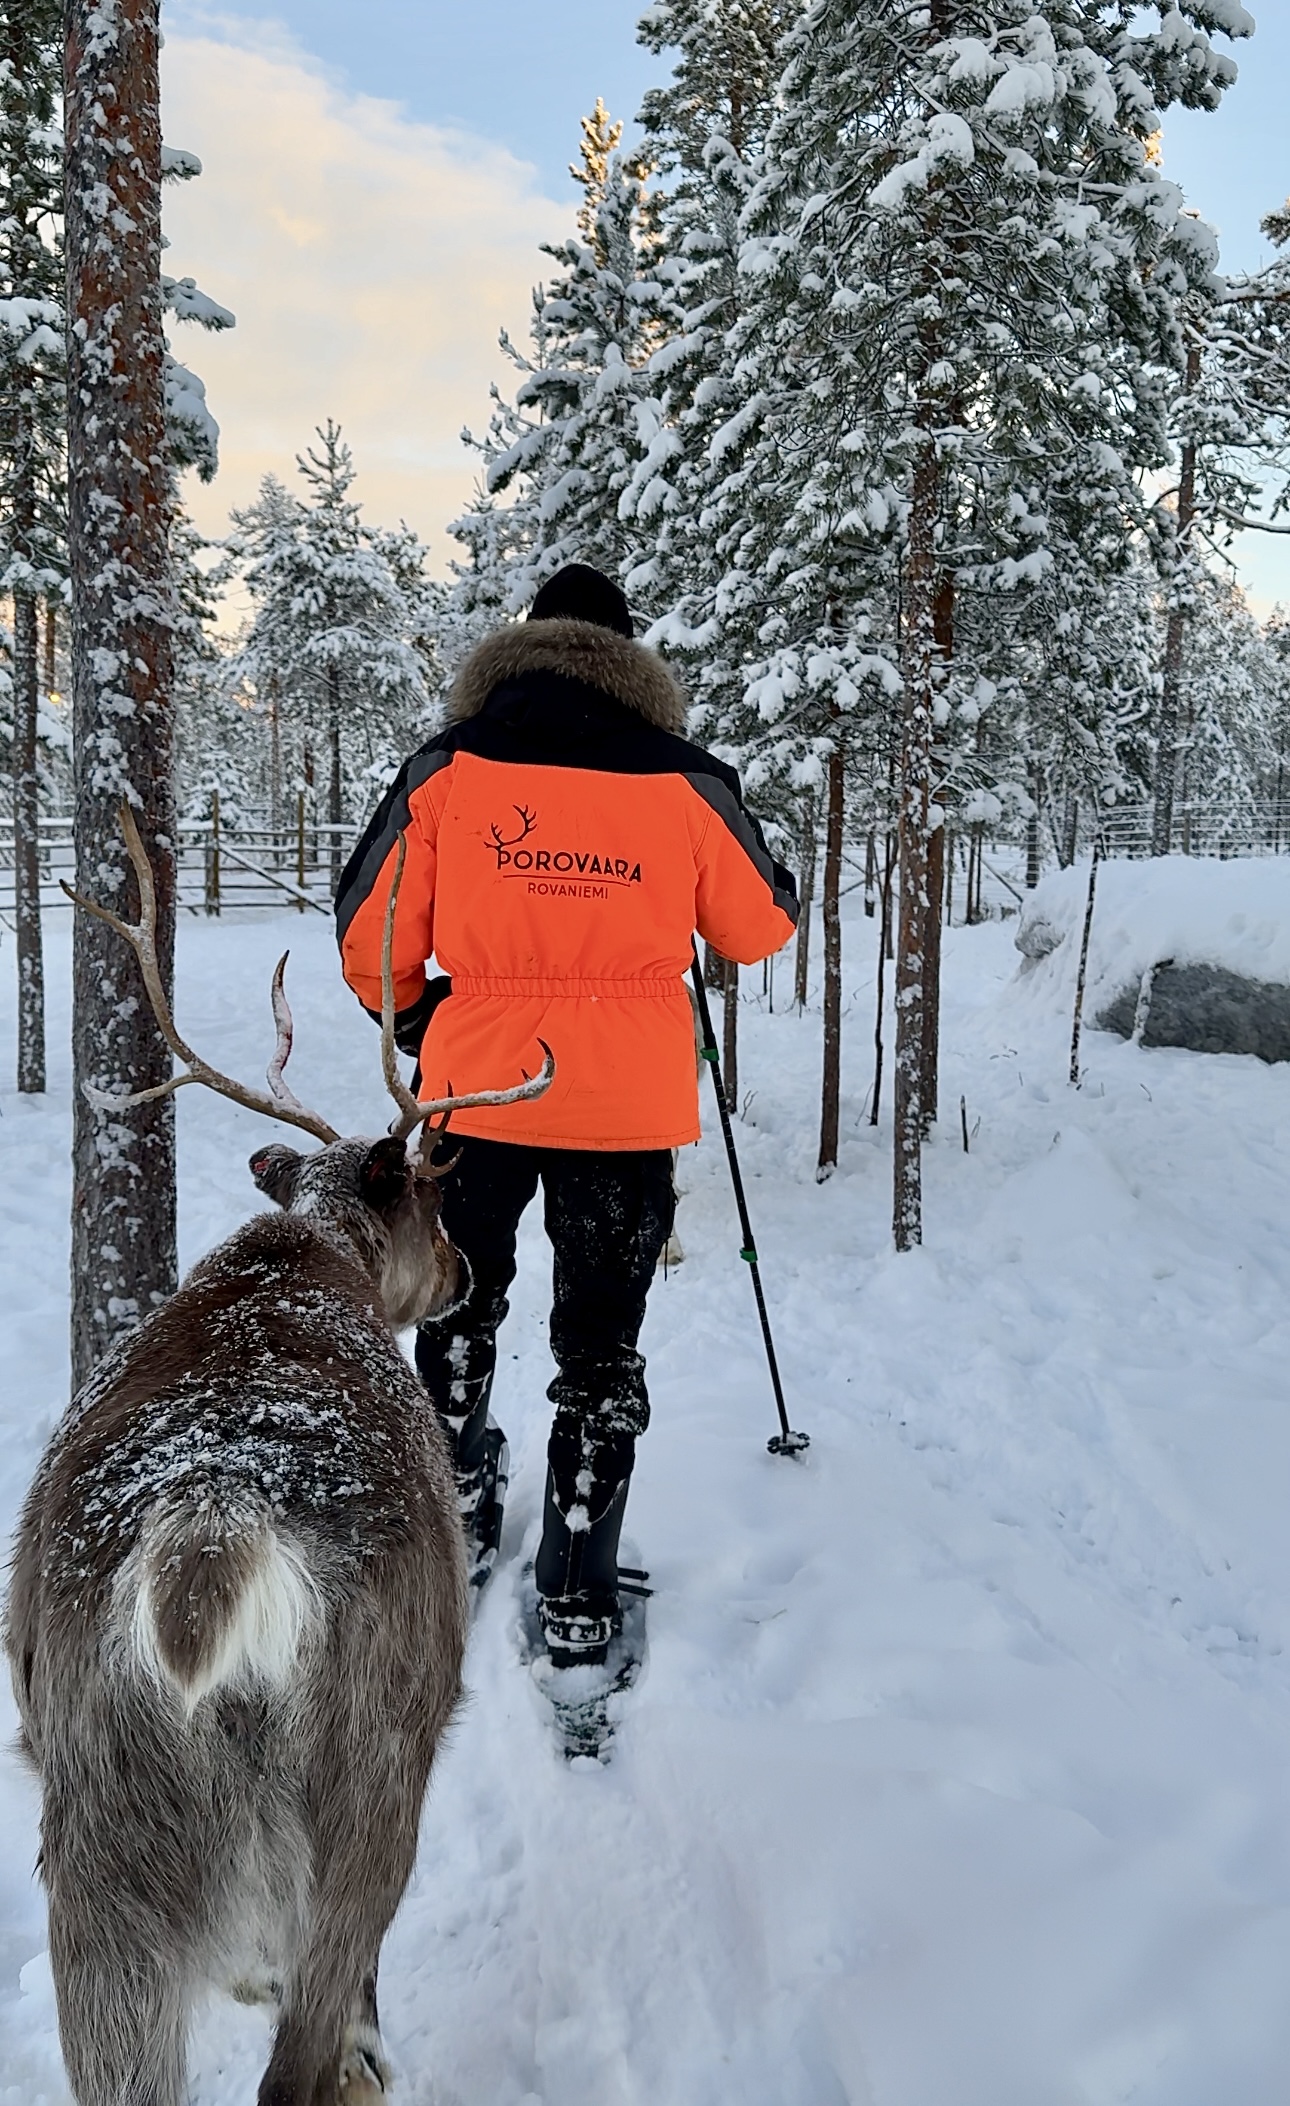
[120,1509,322,1716]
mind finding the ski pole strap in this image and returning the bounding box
[689,952,809,1458]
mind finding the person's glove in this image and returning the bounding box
[363,976,452,1057]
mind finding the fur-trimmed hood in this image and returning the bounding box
[445,618,688,736]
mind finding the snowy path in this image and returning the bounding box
[1,900,1289,2103]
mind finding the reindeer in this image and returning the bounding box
[5,813,553,2106]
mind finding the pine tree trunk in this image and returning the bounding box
[919,573,953,1132]
[870,822,895,1127]
[327,663,343,895]
[894,438,938,1250]
[817,739,844,1179]
[1025,791,1041,889]
[1152,341,1201,858]
[794,795,816,1009]
[921,814,943,1131]
[1061,796,1078,869]
[269,673,282,840]
[12,578,46,1092]
[43,600,56,693]
[723,961,738,1107]
[66,0,177,1389]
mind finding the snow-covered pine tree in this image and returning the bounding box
[732,0,1247,1245]
[160,153,235,486]
[170,499,250,826]
[449,114,674,617]
[229,425,436,888]
[0,0,63,1093]
[1154,566,1282,849]
[626,0,806,1108]
[1152,198,1290,851]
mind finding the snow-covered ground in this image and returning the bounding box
[2,882,1290,2105]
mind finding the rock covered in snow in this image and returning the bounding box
[1014,855,1290,1061]
[1097,964,1290,1064]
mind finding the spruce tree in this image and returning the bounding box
[450,113,673,613]
[1151,203,1290,850]
[230,425,436,887]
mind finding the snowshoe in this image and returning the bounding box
[458,1419,509,1595]
[519,1563,649,1761]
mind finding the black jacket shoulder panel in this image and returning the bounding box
[334,731,457,945]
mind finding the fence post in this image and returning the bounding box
[205,788,221,917]
[296,790,307,912]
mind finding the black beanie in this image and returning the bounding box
[529,563,633,638]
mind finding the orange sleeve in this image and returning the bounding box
[691,778,798,966]
[339,774,441,1014]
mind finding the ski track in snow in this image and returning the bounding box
[1,897,1289,2102]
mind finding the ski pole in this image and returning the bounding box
[690,954,809,1458]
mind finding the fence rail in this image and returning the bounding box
[1083,801,1290,860]
[4,795,1289,933]
[0,800,364,924]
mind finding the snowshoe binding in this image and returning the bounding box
[520,1565,649,1761]
[458,1418,509,1595]
[521,1424,649,1756]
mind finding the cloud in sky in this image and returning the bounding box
[160,14,570,567]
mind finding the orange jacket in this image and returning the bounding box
[336,619,798,1150]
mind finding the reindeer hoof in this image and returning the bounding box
[339,2021,392,2102]
[658,1234,685,1268]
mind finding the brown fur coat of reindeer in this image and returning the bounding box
[5,814,553,2106]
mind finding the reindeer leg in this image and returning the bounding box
[49,1896,187,2106]
[257,1671,447,2106]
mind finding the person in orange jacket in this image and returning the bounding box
[337,564,797,1664]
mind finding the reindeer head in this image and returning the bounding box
[248,1133,465,1328]
[66,807,555,1333]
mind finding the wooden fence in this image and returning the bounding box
[0,795,363,926]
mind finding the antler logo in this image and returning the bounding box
[488,805,538,868]
[485,802,643,889]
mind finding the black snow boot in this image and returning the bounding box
[455,1415,509,1591]
[416,1323,509,1589]
[535,1420,635,1667]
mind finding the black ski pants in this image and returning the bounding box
[415,1134,676,1478]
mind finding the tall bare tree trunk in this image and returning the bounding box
[723,962,738,1106]
[67,0,176,1388]
[920,574,953,1131]
[327,662,343,895]
[1152,339,1201,858]
[817,738,844,1179]
[43,598,56,693]
[13,575,46,1091]
[794,795,816,1010]
[1025,760,1042,889]
[269,672,282,838]
[1061,795,1078,869]
[870,821,895,1126]
[894,438,939,1250]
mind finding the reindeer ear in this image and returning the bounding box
[249,1144,301,1208]
[359,1135,411,1213]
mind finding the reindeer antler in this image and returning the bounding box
[62,803,342,1145]
[381,830,555,1144]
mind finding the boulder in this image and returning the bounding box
[1097,962,1290,1064]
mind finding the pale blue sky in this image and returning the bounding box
[168,0,1289,606]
